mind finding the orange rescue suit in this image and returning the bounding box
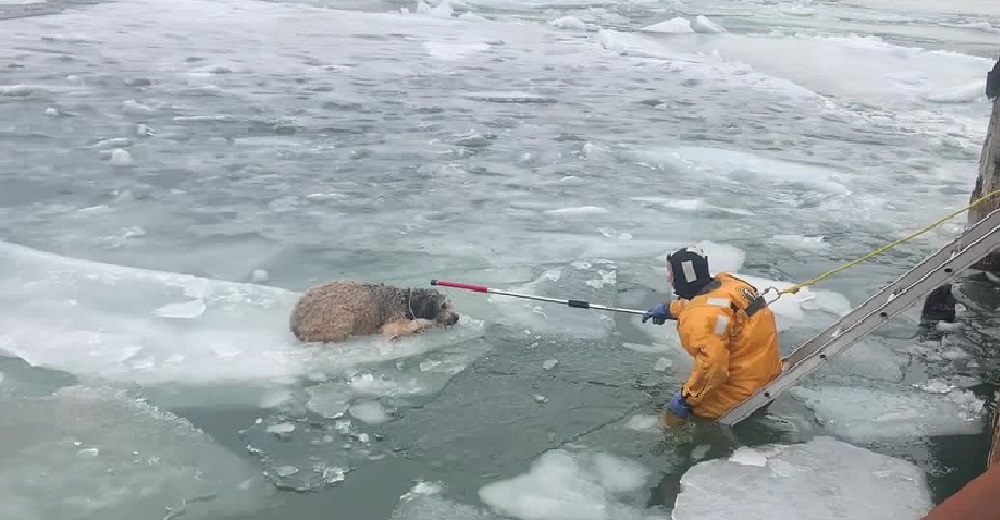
[667,272,783,419]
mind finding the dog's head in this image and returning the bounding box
[409,289,461,326]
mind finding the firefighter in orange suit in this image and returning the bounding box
[643,246,783,421]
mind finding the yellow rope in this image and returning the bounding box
[779,186,1000,296]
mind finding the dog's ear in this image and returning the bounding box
[410,290,445,320]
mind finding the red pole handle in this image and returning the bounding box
[431,279,488,293]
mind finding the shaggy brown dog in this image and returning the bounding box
[289,280,461,343]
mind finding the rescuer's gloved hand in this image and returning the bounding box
[669,391,691,419]
[642,303,669,325]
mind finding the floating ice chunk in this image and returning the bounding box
[653,358,672,372]
[533,394,548,404]
[77,447,100,457]
[693,240,745,274]
[584,269,617,288]
[0,386,271,520]
[122,100,155,114]
[266,422,296,434]
[692,15,725,33]
[274,466,299,477]
[349,400,390,424]
[690,445,710,460]
[409,481,444,496]
[549,16,586,30]
[464,91,555,103]
[423,40,489,61]
[633,197,755,216]
[790,384,985,441]
[543,206,609,216]
[44,107,59,117]
[729,446,770,467]
[641,17,694,34]
[109,148,133,166]
[625,414,661,433]
[479,449,650,520]
[770,234,831,252]
[96,137,132,148]
[458,12,486,22]
[591,452,648,493]
[622,343,668,355]
[637,146,852,196]
[542,359,558,370]
[427,1,453,18]
[391,484,502,520]
[922,80,984,103]
[260,387,292,408]
[154,299,207,319]
[173,115,231,122]
[0,240,484,391]
[673,437,933,520]
[914,379,954,394]
[941,347,968,360]
[251,269,269,283]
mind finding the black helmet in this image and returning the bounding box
[667,246,712,299]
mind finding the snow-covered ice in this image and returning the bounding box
[673,437,934,520]
[479,449,655,520]
[789,384,986,441]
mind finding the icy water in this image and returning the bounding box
[1,0,1000,518]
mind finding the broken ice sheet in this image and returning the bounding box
[672,437,933,520]
[478,448,655,520]
[154,299,207,319]
[0,385,271,520]
[789,384,985,442]
[242,412,385,492]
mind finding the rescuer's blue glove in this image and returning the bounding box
[642,303,669,325]
[669,391,691,419]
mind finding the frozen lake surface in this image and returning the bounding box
[1,0,998,518]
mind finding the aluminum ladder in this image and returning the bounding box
[716,206,1000,426]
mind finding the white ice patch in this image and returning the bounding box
[693,240,745,274]
[728,446,772,467]
[349,400,390,424]
[630,197,755,217]
[790,384,985,441]
[692,15,725,34]
[543,206,609,216]
[0,386,271,520]
[921,80,986,103]
[154,299,207,319]
[624,414,661,433]
[730,273,851,327]
[770,234,831,253]
[548,15,586,30]
[633,146,851,196]
[651,31,993,110]
[479,449,651,520]
[0,240,485,393]
[422,40,489,61]
[391,482,503,520]
[672,437,933,520]
[640,17,694,34]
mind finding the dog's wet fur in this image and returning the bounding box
[289,280,460,343]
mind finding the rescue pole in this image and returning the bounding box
[430,279,648,316]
